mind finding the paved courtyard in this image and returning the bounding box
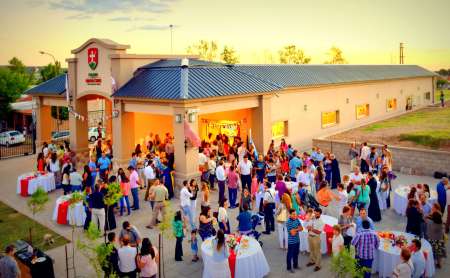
[0,155,448,278]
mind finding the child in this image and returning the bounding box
[331,225,344,256]
[336,183,348,216]
[172,211,184,261]
[342,175,350,189]
[190,229,199,262]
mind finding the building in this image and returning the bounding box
[26,38,436,185]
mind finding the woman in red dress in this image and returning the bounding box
[37,152,46,172]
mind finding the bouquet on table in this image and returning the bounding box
[395,235,408,248]
[226,235,238,250]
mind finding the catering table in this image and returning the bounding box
[52,194,86,227]
[13,240,55,278]
[299,214,338,254]
[201,235,270,278]
[16,172,55,196]
[393,186,437,216]
[372,231,435,278]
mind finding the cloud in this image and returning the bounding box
[128,24,178,31]
[48,0,178,14]
[66,14,92,20]
[108,16,154,22]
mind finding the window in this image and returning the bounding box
[355,104,370,119]
[321,110,339,128]
[271,121,288,139]
[424,92,431,100]
[386,98,397,111]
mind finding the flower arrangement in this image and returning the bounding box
[226,236,238,250]
[69,191,85,205]
[395,235,407,248]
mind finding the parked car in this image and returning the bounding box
[88,127,105,142]
[0,130,26,147]
[51,130,70,142]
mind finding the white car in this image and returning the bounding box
[88,127,105,142]
[51,130,70,142]
[0,131,26,147]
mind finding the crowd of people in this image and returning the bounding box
[13,130,448,278]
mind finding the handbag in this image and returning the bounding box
[135,247,141,273]
[276,207,287,222]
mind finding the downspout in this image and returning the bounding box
[180,58,189,99]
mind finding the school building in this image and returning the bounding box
[26,38,436,184]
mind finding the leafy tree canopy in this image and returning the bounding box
[221,46,239,64]
[279,45,311,64]
[324,46,347,64]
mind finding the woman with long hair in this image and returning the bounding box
[276,192,291,249]
[426,211,446,268]
[406,199,423,237]
[200,181,210,211]
[82,165,92,191]
[218,198,230,234]
[119,169,131,216]
[208,229,231,278]
[314,166,325,193]
[37,153,46,172]
[172,211,184,261]
[137,238,159,278]
[198,206,215,240]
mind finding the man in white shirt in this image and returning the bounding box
[118,235,137,276]
[350,167,363,185]
[207,154,217,190]
[69,169,83,192]
[297,165,312,189]
[198,148,208,182]
[306,208,325,272]
[215,160,226,203]
[180,180,195,230]
[262,182,276,235]
[360,142,371,174]
[237,144,247,163]
[238,155,253,191]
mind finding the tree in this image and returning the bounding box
[331,248,368,278]
[40,61,63,82]
[187,40,219,61]
[0,64,31,120]
[278,45,311,64]
[436,69,449,76]
[27,188,50,245]
[221,46,239,64]
[324,46,347,64]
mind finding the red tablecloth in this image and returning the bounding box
[20,176,35,197]
[228,249,236,278]
[57,201,70,225]
[323,224,334,255]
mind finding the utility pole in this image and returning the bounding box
[399,42,405,64]
[169,24,174,54]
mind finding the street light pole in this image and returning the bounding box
[39,51,60,131]
[39,51,56,65]
[169,24,174,54]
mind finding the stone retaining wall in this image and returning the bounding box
[312,138,450,176]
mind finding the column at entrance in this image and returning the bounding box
[33,96,52,148]
[173,106,201,198]
[251,95,272,154]
[69,98,89,153]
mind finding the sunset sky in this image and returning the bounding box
[1,0,449,70]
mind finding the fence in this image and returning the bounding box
[0,132,36,159]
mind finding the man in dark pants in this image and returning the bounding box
[286,209,303,273]
[262,182,275,234]
[238,155,252,191]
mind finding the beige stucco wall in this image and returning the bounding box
[270,77,434,150]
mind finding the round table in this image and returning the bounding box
[393,186,437,215]
[52,194,86,227]
[16,172,55,196]
[299,214,338,254]
[201,236,270,278]
[372,231,435,278]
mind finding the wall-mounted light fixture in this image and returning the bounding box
[400,89,403,95]
[346,98,349,104]
[188,112,196,123]
[175,114,182,123]
[303,104,308,111]
[376,93,380,99]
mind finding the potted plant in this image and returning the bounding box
[330,248,369,278]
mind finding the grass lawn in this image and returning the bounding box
[0,201,68,251]
[330,103,450,150]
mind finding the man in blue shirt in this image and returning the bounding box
[286,209,303,273]
[129,152,137,169]
[88,156,98,189]
[236,203,253,235]
[286,144,294,160]
[97,152,111,181]
[436,177,448,213]
[355,208,375,232]
[289,151,302,181]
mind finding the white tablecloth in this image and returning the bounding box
[393,186,437,216]
[16,172,55,195]
[372,232,435,277]
[201,236,270,278]
[52,194,86,227]
[299,215,337,254]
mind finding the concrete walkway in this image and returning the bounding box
[0,156,448,277]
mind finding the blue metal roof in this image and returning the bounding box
[25,74,66,96]
[113,61,435,100]
[233,65,435,88]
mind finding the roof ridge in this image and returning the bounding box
[229,66,283,89]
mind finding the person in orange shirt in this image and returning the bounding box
[316,181,340,216]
